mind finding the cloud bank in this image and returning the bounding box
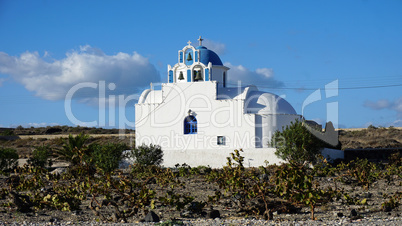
[0,44,285,105]
[201,39,284,89]
[0,45,160,102]
[364,97,402,127]
[364,96,402,118]
[224,62,284,88]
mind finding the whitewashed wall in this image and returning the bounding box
[136,81,258,151]
[162,147,284,168]
[160,147,343,168]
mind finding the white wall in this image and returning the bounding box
[135,81,305,167]
[136,81,257,151]
[162,147,284,168]
[161,147,344,168]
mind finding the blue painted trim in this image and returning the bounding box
[195,51,198,62]
[179,52,183,63]
[205,68,209,81]
[168,70,173,83]
[187,70,191,82]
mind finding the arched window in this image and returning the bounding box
[184,115,197,134]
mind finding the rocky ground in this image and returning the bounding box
[0,126,401,225]
[0,165,401,225]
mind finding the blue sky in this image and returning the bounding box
[0,0,401,129]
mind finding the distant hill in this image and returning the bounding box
[338,126,402,149]
[0,125,135,136]
[1,125,401,158]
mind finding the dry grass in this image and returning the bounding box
[339,127,402,149]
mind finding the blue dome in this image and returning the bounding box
[196,46,223,66]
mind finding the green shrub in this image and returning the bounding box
[206,149,276,219]
[54,133,131,175]
[131,144,163,166]
[28,145,52,168]
[1,129,14,136]
[0,147,19,171]
[389,152,402,166]
[382,192,401,212]
[91,143,128,174]
[273,161,337,220]
[337,158,381,190]
[271,119,328,165]
[53,133,89,165]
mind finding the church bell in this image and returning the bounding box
[187,53,192,61]
[178,71,184,80]
[194,71,203,81]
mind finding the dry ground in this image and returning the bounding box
[0,167,401,224]
[338,127,402,149]
[0,126,401,224]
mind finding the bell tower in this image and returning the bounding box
[167,36,229,86]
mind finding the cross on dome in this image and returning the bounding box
[198,36,203,46]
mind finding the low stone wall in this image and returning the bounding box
[344,147,402,162]
[0,135,20,141]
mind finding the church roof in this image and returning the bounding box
[245,91,297,115]
[196,46,223,66]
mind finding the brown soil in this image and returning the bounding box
[0,167,401,224]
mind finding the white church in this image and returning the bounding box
[135,37,302,167]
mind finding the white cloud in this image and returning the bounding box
[0,45,160,101]
[390,119,402,127]
[224,62,284,88]
[393,97,402,115]
[363,99,391,110]
[364,96,402,118]
[255,68,274,79]
[203,39,226,55]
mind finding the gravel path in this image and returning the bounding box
[1,216,402,226]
